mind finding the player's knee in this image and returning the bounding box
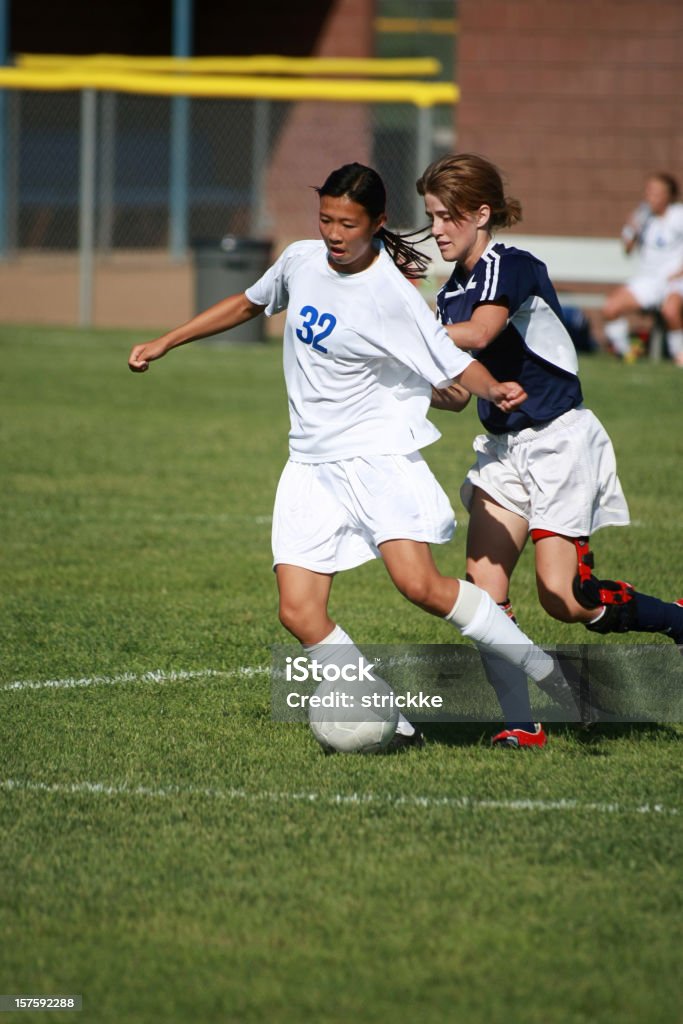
[392,571,438,610]
[278,598,310,637]
[537,584,581,623]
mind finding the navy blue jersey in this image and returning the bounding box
[436,242,583,433]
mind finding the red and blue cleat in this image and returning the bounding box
[491,723,547,749]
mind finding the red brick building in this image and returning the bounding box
[455,0,683,236]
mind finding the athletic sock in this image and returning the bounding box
[604,317,631,357]
[480,651,535,732]
[589,593,683,642]
[446,581,582,720]
[303,625,415,736]
[666,328,683,360]
[630,592,683,642]
[479,597,535,730]
[445,580,555,682]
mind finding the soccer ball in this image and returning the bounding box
[308,675,399,754]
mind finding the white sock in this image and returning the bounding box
[604,317,630,356]
[303,625,414,736]
[666,329,683,359]
[480,650,535,726]
[445,580,555,682]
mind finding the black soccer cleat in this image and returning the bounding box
[383,725,425,752]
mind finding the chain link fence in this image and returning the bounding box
[3,88,454,254]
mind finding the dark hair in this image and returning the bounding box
[416,153,522,230]
[650,172,680,202]
[316,162,430,279]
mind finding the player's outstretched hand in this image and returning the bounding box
[489,381,527,412]
[128,338,169,373]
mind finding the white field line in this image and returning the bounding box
[2,666,268,693]
[0,778,677,817]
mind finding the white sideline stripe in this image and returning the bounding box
[2,667,268,692]
[0,778,677,817]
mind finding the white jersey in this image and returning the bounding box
[635,202,683,279]
[245,240,472,462]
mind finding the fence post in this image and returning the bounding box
[0,0,9,258]
[97,91,116,252]
[250,100,270,236]
[169,0,193,260]
[79,88,97,327]
[414,104,433,228]
[169,96,190,260]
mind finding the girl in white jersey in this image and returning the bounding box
[416,153,683,747]
[602,172,683,363]
[129,162,575,750]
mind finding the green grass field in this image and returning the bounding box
[1,324,682,1024]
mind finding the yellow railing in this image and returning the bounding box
[374,18,457,35]
[16,53,443,79]
[0,64,458,107]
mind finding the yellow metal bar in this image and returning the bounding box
[374,18,458,35]
[0,66,458,107]
[16,53,443,78]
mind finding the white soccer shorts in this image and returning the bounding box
[460,406,630,537]
[272,452,455,573]
[628,273,670,310]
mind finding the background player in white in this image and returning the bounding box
[129,162,574,750]
[416,152,683,748]
[602,172,683,362]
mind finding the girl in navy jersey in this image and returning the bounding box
[129,162,574,750]
[417,153,683,746]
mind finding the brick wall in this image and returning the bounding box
[456,0,683,236]
[266,0,375,249]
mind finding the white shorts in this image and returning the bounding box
[460,407,630,538]
[665,276,683,299]
[272,452,455,573]
[628,274,669,309]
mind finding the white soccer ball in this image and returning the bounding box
[308,675,399,754]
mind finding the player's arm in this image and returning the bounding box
[128,292,265,372]
[430,381,472,412]
[443,301,509,352]
[454,360,527,413]
[621,203,650,254]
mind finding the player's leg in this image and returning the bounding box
[533,534,596,624]
[661,289,683,366]
[601,285,641,357]
[276,563,335,644]
[275,563,420,746]
[463,489,550,742]
[379,537,577,743]
[533,533,683,642]
[465,487,528,601]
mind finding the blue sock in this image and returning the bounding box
[632,593,683,642]
[480,653,535,730]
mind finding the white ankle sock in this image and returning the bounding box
[604,317,630,356]
[666,328,683,359]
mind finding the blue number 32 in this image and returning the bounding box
[295,305,337,353]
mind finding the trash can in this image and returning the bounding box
[193,236,272,342]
